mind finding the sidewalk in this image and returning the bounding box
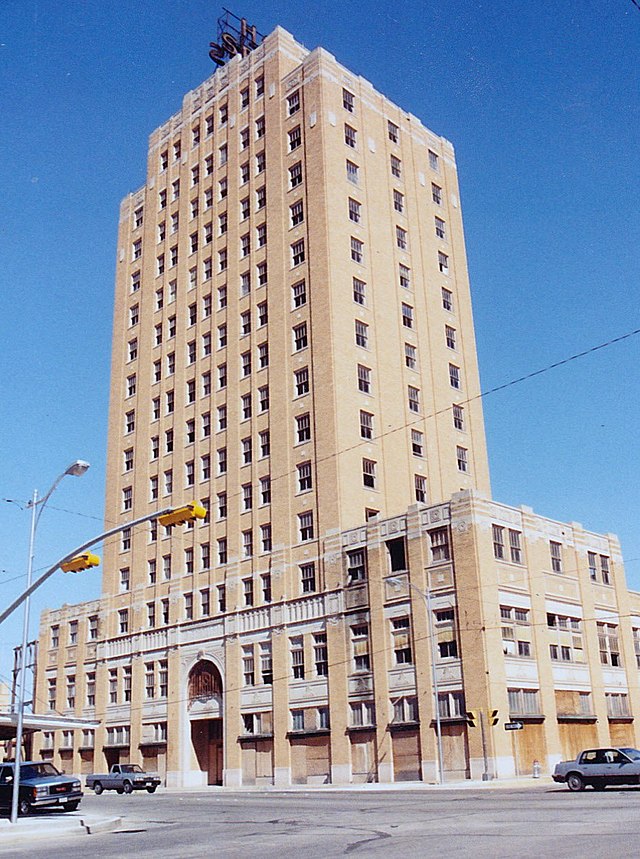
[160,775,551,792]
[0,812,122,848]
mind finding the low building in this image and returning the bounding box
[32,491,640,785]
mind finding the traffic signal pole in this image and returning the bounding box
[480,710,491,781]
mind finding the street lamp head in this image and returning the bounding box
[65,460,90,477]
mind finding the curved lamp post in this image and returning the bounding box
[10,461,90,824]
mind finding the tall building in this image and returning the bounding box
[32,24,640,787]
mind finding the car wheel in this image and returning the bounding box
[567,773,585,792]
[146,786,157,794]
[18,798,31,816]
[116,788,124,794]
[93,782,104,795]
[592,781,607,791]
[63,801,80,812]
[123,781,133,794]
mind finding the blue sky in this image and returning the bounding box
[1,0,639,679]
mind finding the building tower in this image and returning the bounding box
[39,25,640,788]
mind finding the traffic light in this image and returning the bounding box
[466,710,479,728]
[489,709,499,726]
[158,501,207,528]
[60,552,100,573]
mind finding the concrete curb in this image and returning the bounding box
[157,777,552,793]
[81,815,122,835]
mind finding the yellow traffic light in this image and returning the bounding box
[489,709,499,726]
[466,710,478,728]
[60,553,100,573]
[158,501,207,528]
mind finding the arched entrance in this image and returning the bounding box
[188,660,223,786]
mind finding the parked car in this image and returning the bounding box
[0,761,83,815]
[85,764,161,795]
[553,747,640,791]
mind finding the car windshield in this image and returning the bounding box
[19,763,61,779]
[620,748,640,761]
[120,765,144,773]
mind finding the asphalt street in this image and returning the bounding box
[4,784,640,858]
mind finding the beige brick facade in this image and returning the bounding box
[32,27,639,786]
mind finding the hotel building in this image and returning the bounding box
[32,25,640,786]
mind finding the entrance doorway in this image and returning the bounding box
[191,719,223,785]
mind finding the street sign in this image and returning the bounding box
[504,721,524,731]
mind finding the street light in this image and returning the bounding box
[388,575,445,785]
[10,460,90,824]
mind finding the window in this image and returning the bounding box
[219,177,228,201]
[218,363,227,388]
[242,531,254,560]
[201,588,210,617]
[292,280,307,307]
[408,386,420,413]
[165,430,174,454]
[259,430,270,458]
[301,563,316,594]
[256,301,269,328]
[428,149,439,171]
[291,637,305,679]
[184,593,193,621]
[242,483,253,512]
[260,642,273,684]
[362,458,376,488]
[550,541,562,573]
[258,342,269,369]
[132,239,142,260]
[293,322,308,351]
[260,476,271,505]
[256,150,266,174]
[344,124,357,148]
[392,617,412,664]
[393,189,404,213]
[242,437,252,465]
[410,429,424,457]
[441,288,453,312]
[217,403,226,431]
[241,310,251,335]
[347,549,367,583]
[456,446,468,472]
[588,551,598,581]
[131,271,141,292]
[432,183,442,205]
[241,233,251,257]
[256,223,267,248]
[258,385,269,412]
[243,647,255,686]
[350,237,363,263]
[255,116,265,139]
[342,88,355,112]
[217,538,228,566]
[600,555,611,585]
[388,120,399,143]
[352,277,366,305]
[261,526,272,555]
[218,447,227,475]
[240,86,250,109]
[346,159,359,184]
[452,404,464,431]
[294,367,309,396]
[288,125,302,150]
[348,197,361,223]
[357,364,371,393]
[122,486,132,512]
[291,239,305,266]
[607,693,630,718]
[401,303,413,329]
[241,351,252,378]
[509,530,522,563]
[355,320,368,347]
[390,155,401,178]
[396,226,407,250]
[171,179,180,201]
[289,162,303,188]
[405,343,417,370]
[297,461,312,492]
[257,262,268,286]
[415,475,427,503]
[449,364,461,389]
[438,251,449,274]
[445,325,456,349]
[430,528,450,562]
[598,622,621,666]
[435,217,446,240]
[118,609,129,635]
[128,338,138,362]
[255,75,265,98]
[351,624,370,672]
[299,511,314,542]
[290,200,304,227]
[359,410,373,440]
[296,413,311,443]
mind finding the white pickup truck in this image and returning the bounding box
[552,747,640,791]
[85,764,161,795]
